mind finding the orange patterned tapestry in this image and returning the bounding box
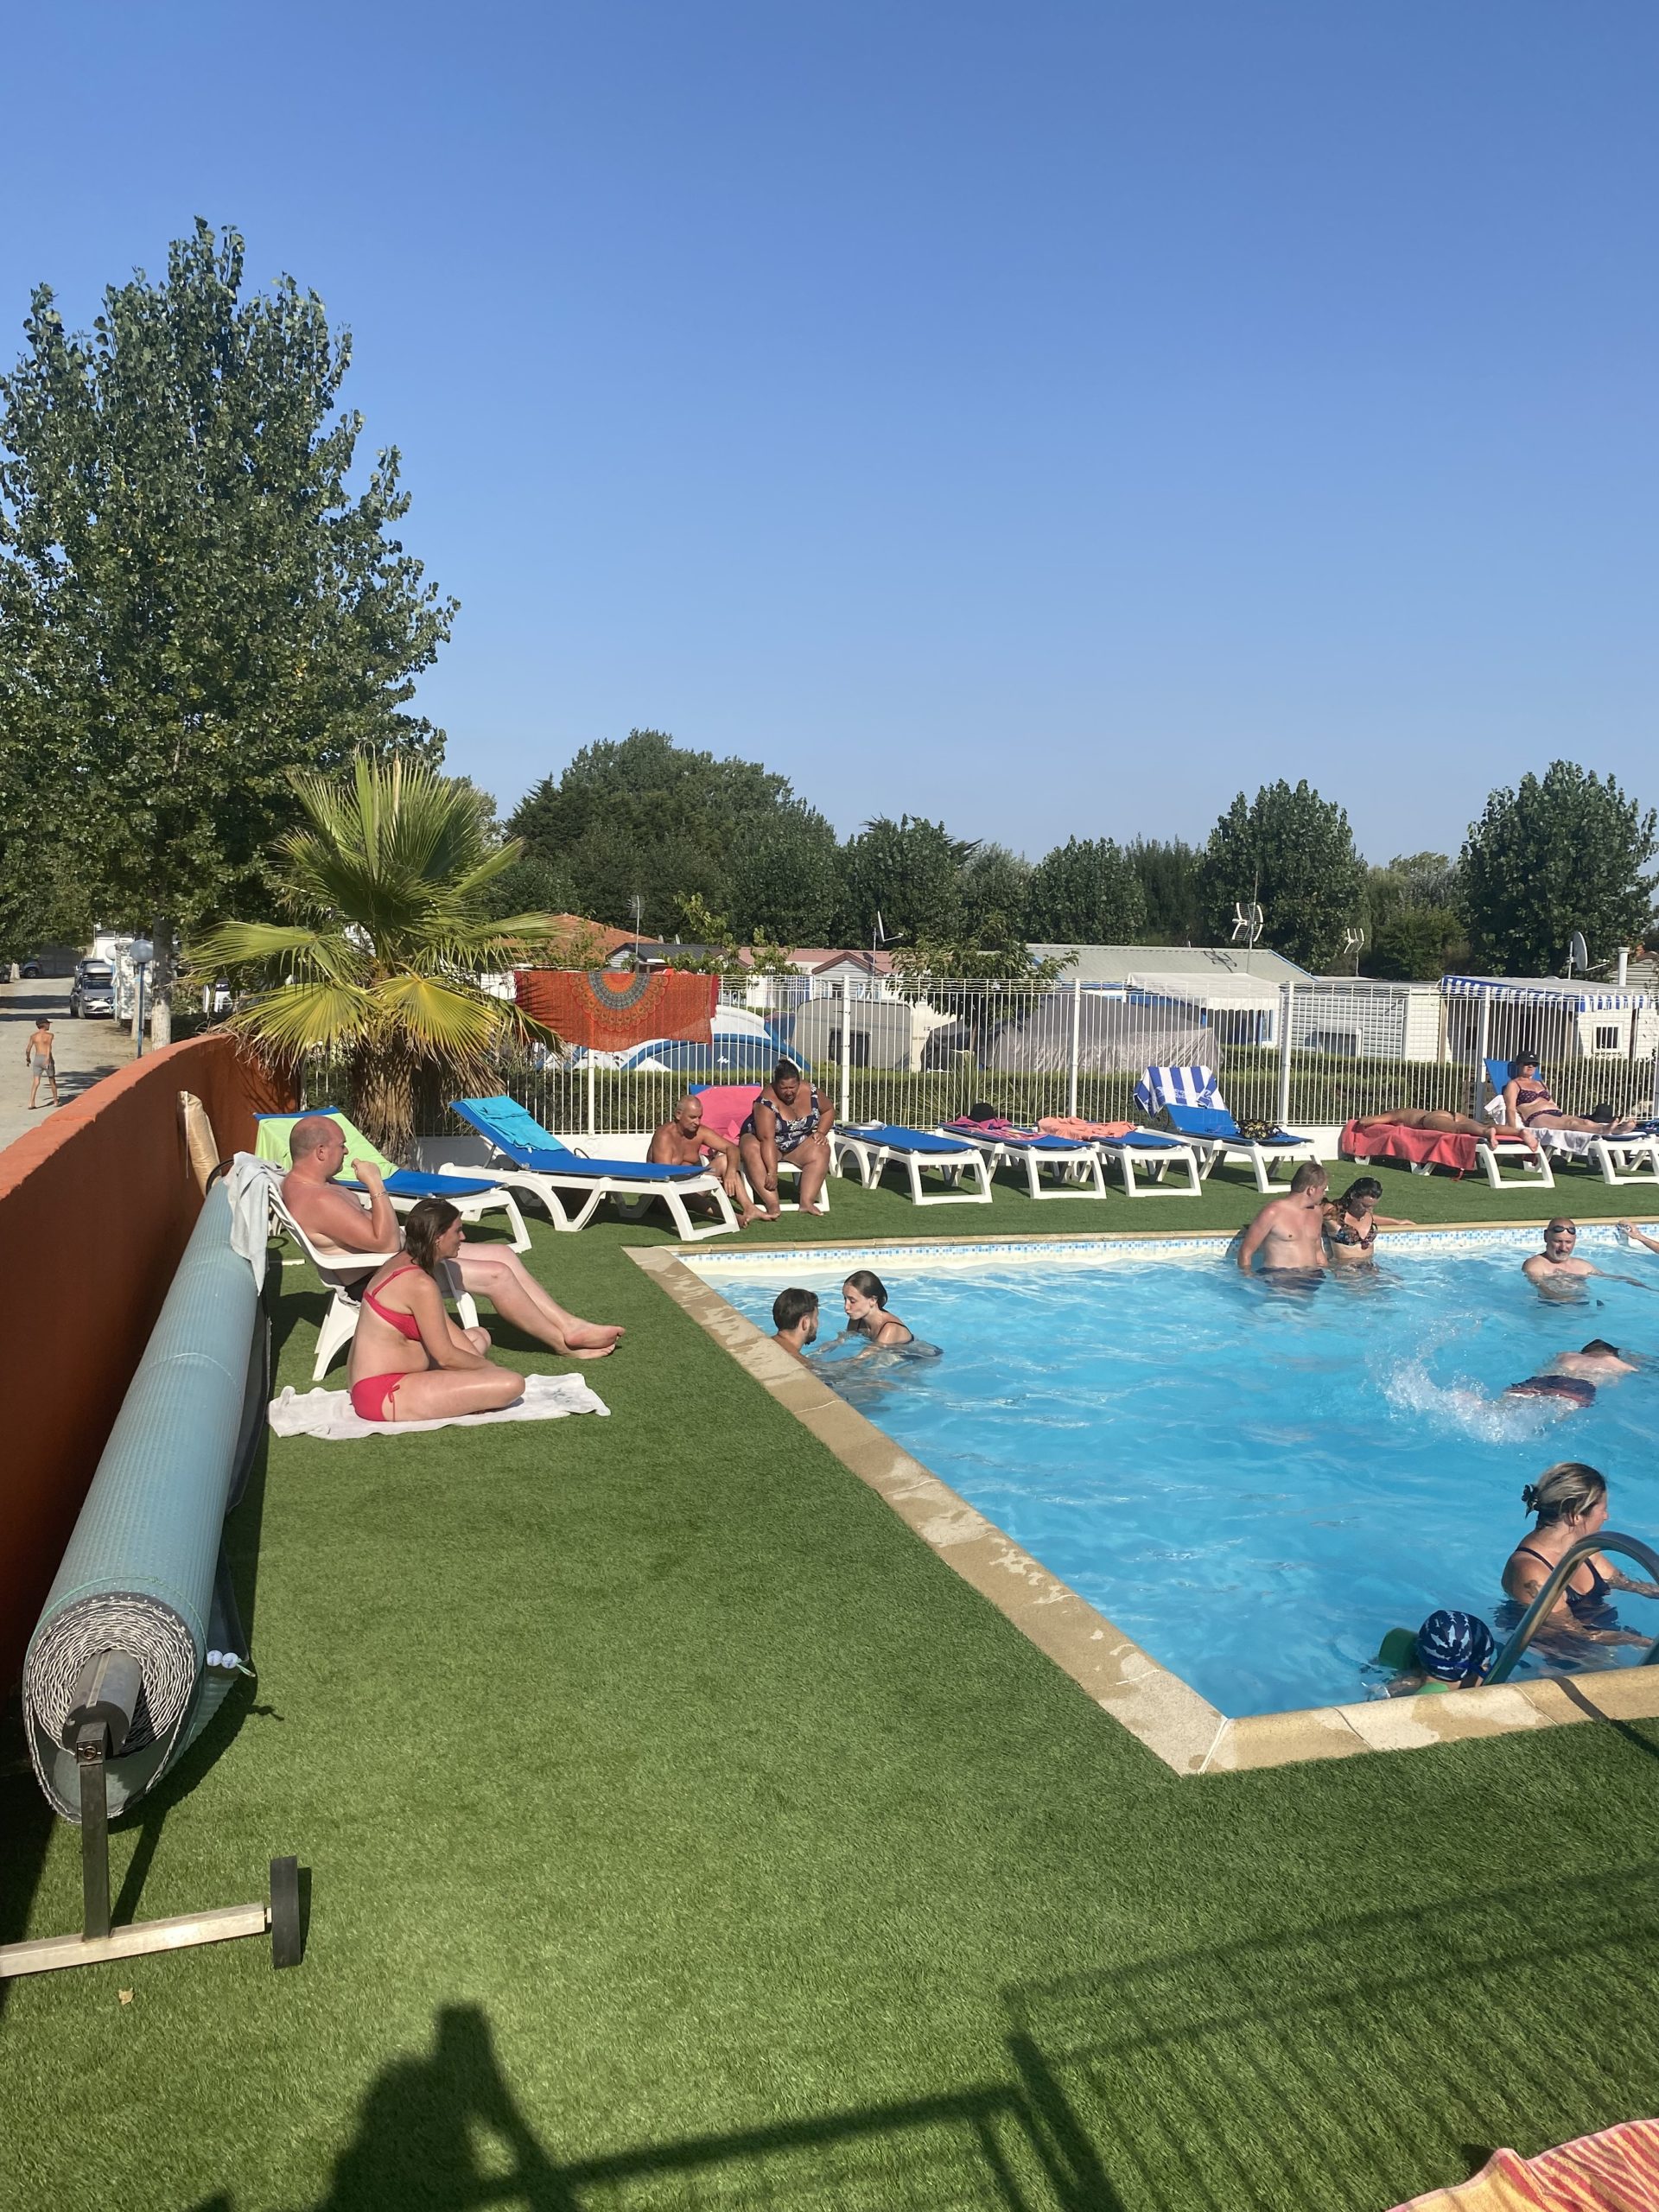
[513,969,718,1051]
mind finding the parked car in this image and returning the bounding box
[68,959,116,1018]
[17,957,42,979]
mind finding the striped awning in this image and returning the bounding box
[1440,974,1650,1013]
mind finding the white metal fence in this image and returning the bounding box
[479,976,1659,1141]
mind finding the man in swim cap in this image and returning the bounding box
[1236,1161,1329,1273]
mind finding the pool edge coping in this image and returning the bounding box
[629,1231,1659,1776]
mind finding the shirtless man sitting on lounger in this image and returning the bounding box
[1236,1162,1329,1273]
[1348,1106,1538,1154]
[282,1115,624,1358]
[649,1093,760,1225]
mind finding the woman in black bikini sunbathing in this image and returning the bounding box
[1321,1177,1414,1264]
[1500,1461,1659,1643]
[1500,1051,1641,1136]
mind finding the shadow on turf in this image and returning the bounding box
[183,1859,1659,2210]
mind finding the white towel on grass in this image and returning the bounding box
[268,1372,610,1441]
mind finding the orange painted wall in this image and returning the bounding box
[0,1034,289,1693]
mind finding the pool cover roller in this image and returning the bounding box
[23,1181,265,1822]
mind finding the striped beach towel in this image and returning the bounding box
[1391,2118,1659,2210]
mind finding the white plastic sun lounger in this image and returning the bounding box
[1133,1067,1317,1195]
[934,1126,1108,1202]
[267,1184,478,1381]
[448,1096,741,1241]
[1480,1059,1657,1189]
[831,1123,995,1206]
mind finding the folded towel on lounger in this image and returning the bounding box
[267,1372,610,1441]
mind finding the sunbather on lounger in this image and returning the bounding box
[739,1061,835,1217]
[283,1115,624,1358]
[1349,1106,1538,1154]
[346,1199,525,1424]
[650,1093,760,1225]
[1501,1052,1639,1135]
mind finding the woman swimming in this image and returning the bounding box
[1321,1177,1414,1263]
[1500,1461,1659,1642]
[346,1198,525,1424]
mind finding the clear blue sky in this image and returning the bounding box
[6,3,1655,865]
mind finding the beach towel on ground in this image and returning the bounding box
[1389,2116,1659,2209]
[268,1372,610,1441]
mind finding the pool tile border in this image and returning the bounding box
[632,1229,1659,1776]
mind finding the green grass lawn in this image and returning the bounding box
[4,1153,1659,2211]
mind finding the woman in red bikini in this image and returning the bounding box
[346,1198,525,1424]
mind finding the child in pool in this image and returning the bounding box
[1381,1609,1497,1696]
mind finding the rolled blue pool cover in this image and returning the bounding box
[24,1182,260,1821]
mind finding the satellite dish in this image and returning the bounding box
[1230,902,1264,948]
[1568,931,1589,976]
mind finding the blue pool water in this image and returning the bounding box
[698,1234,1659,1716]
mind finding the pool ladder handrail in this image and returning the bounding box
[1485,1529,1659,1685]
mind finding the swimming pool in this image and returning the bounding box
[693,1230,1659,1717]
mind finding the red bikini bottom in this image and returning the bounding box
[350,1373,405,1422]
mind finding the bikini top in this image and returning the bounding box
[363,1263,423,1343]
[1512,1079,1555,1119]
[1512,1541,1609,1616]
[1326,1211,1376,1249]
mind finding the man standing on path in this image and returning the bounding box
[25,1015,58,1109]
[1236,1161,1329,1273]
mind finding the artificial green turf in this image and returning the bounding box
[4,1153,1659,2211]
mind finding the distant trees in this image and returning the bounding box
[1459,762,1656,976]
[0,219,452,1018]
[1024,838,1145,943]
[509,728,840,940]
[1360,852,1466,981]
[1126,838,1203,944]
[501,734,1659,983]
[1198,780,1364,971]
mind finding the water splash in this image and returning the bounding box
[1382,1360,1560,1444]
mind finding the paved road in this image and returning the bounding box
[0,977,135,1154]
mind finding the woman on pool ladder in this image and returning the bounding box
[1500,1462,1659,1649]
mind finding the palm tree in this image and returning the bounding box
[193,754,563,1154]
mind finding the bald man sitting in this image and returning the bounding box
[648,1092,760,1226]
[282,1115,623,1359]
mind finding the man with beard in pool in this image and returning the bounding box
[1236,1161,1329,1274]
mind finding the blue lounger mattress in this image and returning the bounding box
[849,1123,975,1155]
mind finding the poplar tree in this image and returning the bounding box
[0,219,454,1025]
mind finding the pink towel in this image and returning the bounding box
[694,1084,762,1144]
[1039,1116,1137,1140]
